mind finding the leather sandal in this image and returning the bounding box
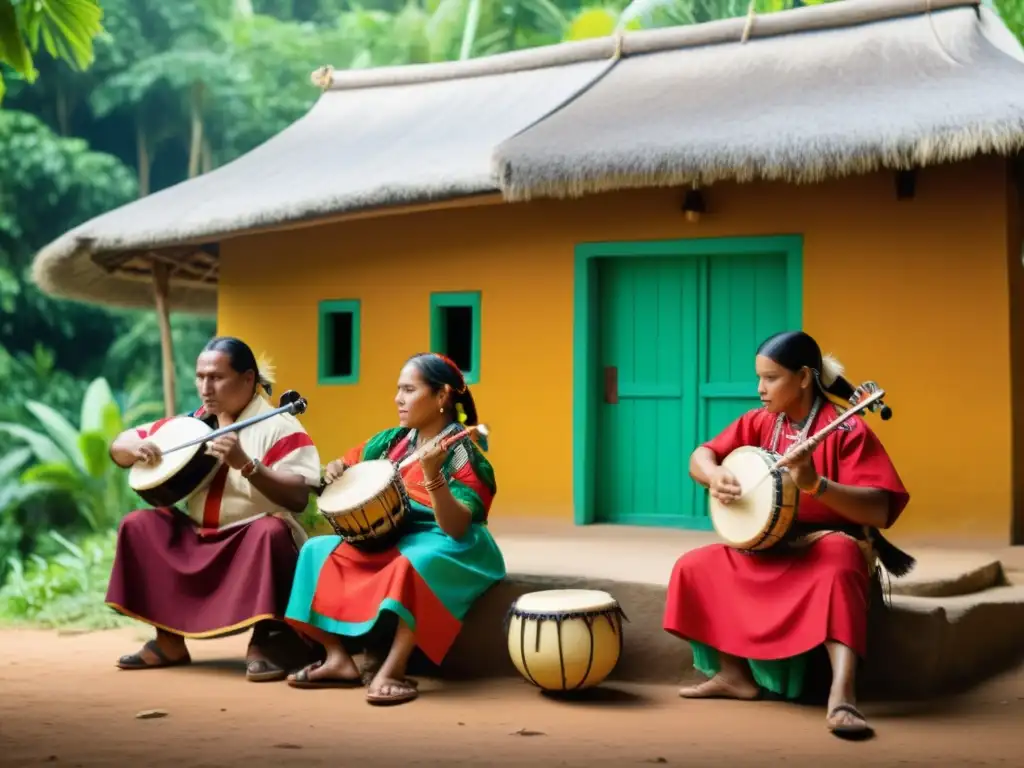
[827,704,875,740]
[117,640,191,670]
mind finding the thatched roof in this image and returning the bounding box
[31,0,1024,314]
[32,56,612,314]
[494,0,1024,200]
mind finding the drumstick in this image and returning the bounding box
[396,423,490,470]
[738,389,886,498]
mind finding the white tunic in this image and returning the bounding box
[134,393,321,545]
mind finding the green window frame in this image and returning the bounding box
[317,299,360,385]
[429,291,481,385]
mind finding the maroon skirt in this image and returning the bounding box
[105,507,299,638]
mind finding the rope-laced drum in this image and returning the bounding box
[317,424,489,547]
[318,459,411,545]
[506,589,627,692]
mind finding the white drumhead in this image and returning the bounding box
[129,417,213,491]
[319,460,397,514]
[513,589,618,614]
[710,447,778,544]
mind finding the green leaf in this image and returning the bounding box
[80,377,116,434]
[24,400,85,470]
[0,0,36,78]
[0,422,68,465]
[78,431,110,479]
[20,461,85,492]
[49,529,85,560]
[0,446,31,480]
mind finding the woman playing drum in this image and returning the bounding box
[283,352,506,705]
[663,330,910,739]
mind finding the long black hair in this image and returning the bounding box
[203,336,272,396]
[406,352,478,426]
[756,331,854,403]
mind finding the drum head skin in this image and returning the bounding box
[513,589,618,615]
[710,447,780,546]
[129,417,212,491]
[319,460,397,515]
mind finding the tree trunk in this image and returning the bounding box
[55,79,69,136]
[188,82,205,179]
[151,262,177,418]
[201,137,213,174]
[136,117,151,197]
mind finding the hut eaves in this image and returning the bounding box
[30,0,1024,314]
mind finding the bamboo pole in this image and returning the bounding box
[151,261,177,418]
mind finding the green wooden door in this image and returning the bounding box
[595,257,702,527]
[694,252,793,522]
[594,248,794,529]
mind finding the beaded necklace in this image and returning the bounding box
[768,396,822,454]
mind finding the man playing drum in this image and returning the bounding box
[106,337,322,681]
[283,352,506,706]
[663,331,911,740]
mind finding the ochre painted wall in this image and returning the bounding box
[218,157,1012,541]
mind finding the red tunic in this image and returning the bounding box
[662,402,910,659]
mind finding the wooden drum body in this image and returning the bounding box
[128,417,221,508]
[506,589,626,692]
[709,446,799,551]
[318,459,411,544]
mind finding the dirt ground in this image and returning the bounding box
[0,627,1021,767]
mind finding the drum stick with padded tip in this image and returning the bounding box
[737,389,886,498]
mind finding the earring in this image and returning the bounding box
[440,406,444,413]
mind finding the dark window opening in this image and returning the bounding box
[327,311,354,378]
[440,305,473,373]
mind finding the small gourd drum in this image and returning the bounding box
[708,446,799,551]
[317,460,410,544]
[506,589,627,692]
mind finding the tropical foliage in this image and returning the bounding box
[0,0,1020,629]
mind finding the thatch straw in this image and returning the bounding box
[30,0,1024,312]
[31,59,609,313]
[494,2,1024,200]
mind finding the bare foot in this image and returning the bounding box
[678,674,760,700]
[826,702,874,740]
[366,674,419,706]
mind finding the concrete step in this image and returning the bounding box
[423,524,1024,699]
[436,575,1024,702]
[486,521,1008,599]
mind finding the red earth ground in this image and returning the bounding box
[0,626,1020,767]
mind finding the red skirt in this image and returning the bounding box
[105,507,298,638]
[662,534,870,659]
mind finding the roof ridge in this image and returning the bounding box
[309,0,978,92]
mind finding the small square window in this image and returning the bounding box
[318,299,360,385]
[430,291,481,385]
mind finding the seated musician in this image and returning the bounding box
[663,330,911,740]
[283,352,506,706]
[106,336,321,681]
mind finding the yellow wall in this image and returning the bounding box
[218,157,1013,540]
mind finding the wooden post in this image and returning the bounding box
[151,261,177,418]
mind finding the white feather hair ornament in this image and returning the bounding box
[256,353,277,398]
[820,354,845,387]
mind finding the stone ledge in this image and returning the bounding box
[490,525,1008,600]
[428,574,1024,701]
